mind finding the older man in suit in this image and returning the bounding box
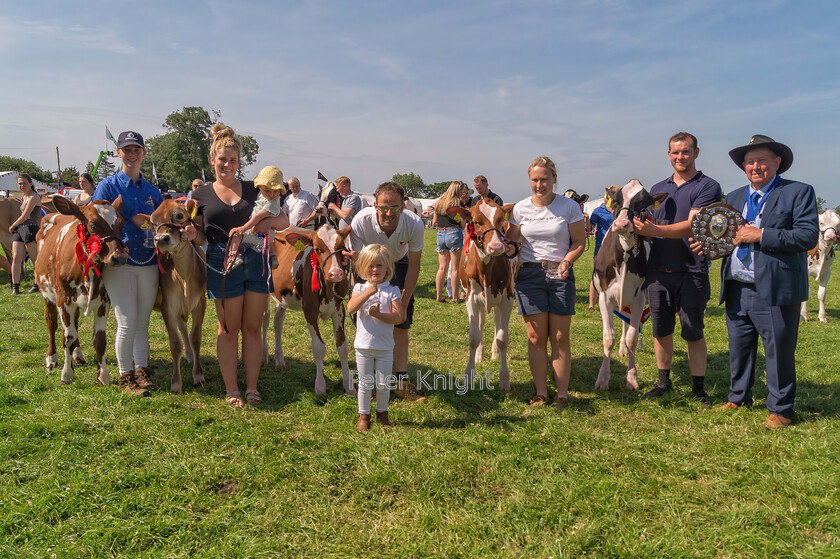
[718,135,818,428]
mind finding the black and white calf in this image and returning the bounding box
[801,209,840,323]
[592,180,666,391]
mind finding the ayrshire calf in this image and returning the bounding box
[801,209,840,322]
[145,199,207,393]
[593,180,666,391]
[264,225,354,396]
[453,199,517,390]
[34,196,128,384]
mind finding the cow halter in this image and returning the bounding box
[466,222,519,258]
[74,222,120,278]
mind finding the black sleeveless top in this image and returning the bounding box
[192,181,258,244]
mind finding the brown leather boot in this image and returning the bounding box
[356,413,371,432]
[376,410,393,429]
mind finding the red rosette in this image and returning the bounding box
[84,235,103,278]
[310,250,321,292]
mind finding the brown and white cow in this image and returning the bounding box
[453,199,517,391]
[263,225,354,396]
[146,199,207,393]
[593,180,666,391]
[34,195,128,385]
[801,209,840,323]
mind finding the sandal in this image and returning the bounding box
[529,394,550,406]
[245,389,263,405]
[226,391,244,408]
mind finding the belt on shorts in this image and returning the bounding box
[520,261,560,269]
[437,226,459,230]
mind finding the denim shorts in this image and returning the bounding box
[515,265,576,316]
[436,227,464,253]
[206,242,272,300]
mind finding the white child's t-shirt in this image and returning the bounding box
[352,281,402,351]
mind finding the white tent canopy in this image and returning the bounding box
[0,171,58,196]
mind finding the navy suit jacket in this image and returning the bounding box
[719,177,818,306]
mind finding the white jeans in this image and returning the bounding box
[355,348,392,414]
[102,264,159,374]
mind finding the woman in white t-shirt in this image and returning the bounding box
[347,244,403,432]
[507,156,586,410]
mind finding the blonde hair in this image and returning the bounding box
[209,123,242,165]
[434,181,465,216]
[528,156,557,179]
[335,176,351,187]
[354,244,394,283]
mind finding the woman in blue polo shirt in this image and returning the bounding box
[92,131,163,395]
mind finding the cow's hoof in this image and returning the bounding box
[819,316,828,323]
[72,356,86,366]
[626,381,639,391]
[60,380,71,385]
[594,379,609,391]
[800,315,808,322]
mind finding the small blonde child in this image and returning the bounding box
[347,244,403,432]
[226,165,286,272]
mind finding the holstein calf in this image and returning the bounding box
[593,180,666,391]
[453,199,517,391]
[801,209,840,323]
[34,196,128,384]
[264,225,354,396]
[145,199,207,393]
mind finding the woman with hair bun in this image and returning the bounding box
[431,181,468,303]
[190,123,289,407]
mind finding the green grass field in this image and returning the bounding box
[1,228,839,558]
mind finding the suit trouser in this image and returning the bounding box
[724,280,799,418]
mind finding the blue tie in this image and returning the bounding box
[736,191,762,260]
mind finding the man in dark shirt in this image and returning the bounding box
[633,132,722,405]
[472,175,503,206]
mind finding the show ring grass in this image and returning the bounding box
[1,228,838,558]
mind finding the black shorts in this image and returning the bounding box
[391,256,414,330]
[12,221,38,244]
[645,270,710,342]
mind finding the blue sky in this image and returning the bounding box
[2,0,839,206]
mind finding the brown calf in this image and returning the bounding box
[146,199,207,393]
[34,196,128,384]
[453,199,517,391]
[264,225,354,396]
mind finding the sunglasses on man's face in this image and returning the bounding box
[376,205,403,214]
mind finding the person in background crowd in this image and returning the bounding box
[431,181,467,303]
[73,173,96,206]
[8,173,41,294]
[587,199,613,310]
[92,131,163,395]
[472,174,504,206]
[283,176,319,230]
[185,178,204,201]
[328,176,361,229]
[506,156,585,410]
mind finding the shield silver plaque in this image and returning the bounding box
[691,203,745,260]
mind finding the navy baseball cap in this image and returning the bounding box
[117,131,145,149]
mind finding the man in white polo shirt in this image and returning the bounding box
[283,176,319,229]
[349,181,425,401]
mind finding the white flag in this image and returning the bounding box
[106,126,116,144]
[201,169,206,182]
[152,163,158,182]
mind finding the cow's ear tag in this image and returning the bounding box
[190,206,197,219]
[294,239,305,251]
[454,213,462,223]
[605,198,613,210]
[140,219,152,231]
[653,201,660,210]
[504,211,510,221]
